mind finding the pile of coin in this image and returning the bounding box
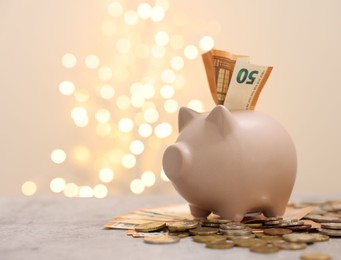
[124,200,341,258]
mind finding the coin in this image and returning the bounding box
[219,227,252,236]
[204,218,233,224]
[144,235,180,244]
[287,224,312,231]
[321,222,341,230]
[249,244,279,254]
[273,240,307,250]
[192,235,226,243]
[189,227,219,236]
[135,222,167,232]
[300,253,332,260]
[304,214,341,223]
[318,228,341,237]
[283,233,329,243]
[264,228,293,236]
[220,222,246,230]
[168,231,190,238]
[225,234,256,240]
[233,238,267,248]
[206,240,234,249]
[245,223,263,228]
[167,221,199,232]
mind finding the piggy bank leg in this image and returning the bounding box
[189,204,211,218]
[262,205,286,218]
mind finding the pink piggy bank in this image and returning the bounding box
[162,105,297,221]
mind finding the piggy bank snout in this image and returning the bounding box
[162,143,191,180]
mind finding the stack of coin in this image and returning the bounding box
[219,222,255,239]
[318,223,341,237]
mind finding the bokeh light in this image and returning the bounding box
[51,149,66,164]
[124,10,139,26]
[161,69,175,83]
[160,85,174,99]
[141,171,156,187]
[21,181,37,196]
[108,2,123,17]
[121,153,136,168]
[188,99,204,112]
[50,177,66,193]
[137,3,152,19]
[116,95,131,110]
[143,108,159,123]
[199,36,215,51]
[184,45,199,60]
[71,107,89,127]
[99,84,115,99]
[155,31,169,46]
[150,6,165,22]
[93,184,108,198]
[170,56,184,70]
[95,109,111,123]
[59,81,75,95]
[118,118,134,132]
[130,179,145,194]
[74,89,90,103]
[99,167,114,183]
[154,122,172,138]
[138,123,153,138]
[130,140,144,155]
[62,53,77,68]
[85,54,100,69]
[164,99,178,113]
[79,186,93,197]
[63,183,78,197]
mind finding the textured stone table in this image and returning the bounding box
[1,194,341,260]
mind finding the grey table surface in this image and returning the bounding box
[1,193,341,260]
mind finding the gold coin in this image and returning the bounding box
[204,218,233,224]
[168,231,190,238]
[318,228,341,237]
[250,244,279,254]
[263,228,293,236]
[189,227,219,236]
[220,222,246,230]
[167,221,199,232]
[144,235,180,244]
[273,240,307,250]
[283,233,329,243]
[219,228,252,236]
[300,253,332,260]
[321,222,341,230]
[245,223,263,228]
[192,235,226,243]
[225,234,255,240]
[135,222,166,232]
[304,214,341,223]
[233,238,267,248]
[206,240,234,249]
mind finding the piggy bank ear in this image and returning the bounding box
[179,107,199,132]
[206,105,233,136]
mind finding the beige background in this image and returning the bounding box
[0,0,340,196]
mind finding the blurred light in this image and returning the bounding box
[63,183,78,197]
[93,184,108,198]
[99,167,114,183]
[141,171,156,187]
[73,145,91,163]
[161,69,175,83]
[62,53,77,68]
[79,186,93,198]
[155,0,170,10]
[124,10,139,25]
[188,99,204,112]
[71,107,89,127]
[51,149,66,164]
[98,66,113,81]
[96,123,112,136]
[74,89,90,103]
[85,54,100,69]
[138,123,153,138]
[137,3,152,19]
[142,84,155,99]
[130,140,144,155]
[170,56,184,70]
[160,169,170,181]
[21,181,37,196]
[151,45,166,58]
[160,85,174,99]
[116,38,132,54]
[118,118,134,132]
[95,109,111,123]
[170,34,184,50]
[130,179,145,194]
[164,99,178,113]
[150,6,165,22]
[100,84,115,99]
[130,82,143,96]
[154,123,172,138]
[144,108,159,123]
[117,95,131,110]
[131,95,145,108]
[101,20,117,36]
[155,31,169,46]
[59,81,75,95]
[108,2,123,17]
[134,43,150,59]
[199,36,215,51]
[184,45,198,60]
[50,177,66,193]
[121,153,136,168]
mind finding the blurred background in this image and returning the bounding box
[0,0,340,198]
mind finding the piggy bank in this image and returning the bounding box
[162,105,297,221]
